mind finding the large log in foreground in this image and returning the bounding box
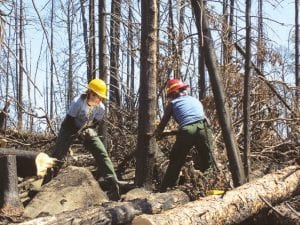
[17,189,189,225]
[132,165,300,225]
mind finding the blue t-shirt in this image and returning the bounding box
[171,95,205,128]
[68,94,105,128]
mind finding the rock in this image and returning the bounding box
[23,166,108,218]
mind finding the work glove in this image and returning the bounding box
[80,128,98,140]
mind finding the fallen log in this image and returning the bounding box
[263,195,300,225]
[0,148,57,177]
[132,165,300,225]
[17,188,189,225]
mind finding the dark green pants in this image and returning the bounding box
[160,120,213,191]
[52,122,117,181]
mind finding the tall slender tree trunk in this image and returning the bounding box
[295,0,299,102]
[17,0,24,130]
[88,0,96,81]
[167,0,179,78]
[110,0,121,106]
[177,0,185,78]
[67,0,74,109]
[243,0,252,181]
[98,0,107,80]
[198,47,206,100]
[191,0,246,187]
[80,0,89,78]
[3,18,12,134]
[194,2,206,100]
[135,0,158,189]
[257,0,264,72]
[127,0,135,110]
[222,0,229,65]
[98,0,108,148]
[15,0,19,105]
[50,0,54,119]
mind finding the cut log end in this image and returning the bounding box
[35,153,58,177]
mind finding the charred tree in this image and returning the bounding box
[109,0,121,106]
[222,0,229,65]
[126,0,135,110]
[0,101,10,132]
[17,0,24,130]
[79,0,89,78]
[243,0,252,181]
[257,0,264,72]
[0,155,23,217]
[98,0,107,80]
[49,0,54,119]
[135,0,158,189]
[66,0,74,109]
[296,0,299,101]
[98,0,108,148]
[88,0,96,81]
[191,0,246,187]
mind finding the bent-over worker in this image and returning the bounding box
[44,78,121,200]
[154,79,214,192]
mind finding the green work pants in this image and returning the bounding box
[160,120,213,191]
[52,121,117,181]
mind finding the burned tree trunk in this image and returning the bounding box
[132,165,300,225]
[0,155,24,217]
[191,0,246,187]
[0,101,10,132]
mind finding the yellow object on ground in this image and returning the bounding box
[206,190,225,195]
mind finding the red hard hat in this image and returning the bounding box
[166,79,189,95]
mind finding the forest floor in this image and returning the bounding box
[0,127,299,225]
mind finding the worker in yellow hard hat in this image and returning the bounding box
[43,79,122,200]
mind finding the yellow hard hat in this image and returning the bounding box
[87,79,107,99]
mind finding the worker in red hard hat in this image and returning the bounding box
[154,79,214,192]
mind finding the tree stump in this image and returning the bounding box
[0,155,24,217]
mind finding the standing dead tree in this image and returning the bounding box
[0,101,10,132]
[0,11,4,47]
[135,0,158,189]
[191,0,246,187]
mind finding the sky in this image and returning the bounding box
[0,0,298,130]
